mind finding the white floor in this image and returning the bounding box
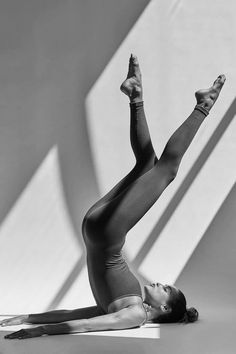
[0,316,159,354]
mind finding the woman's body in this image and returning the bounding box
[2,55,225,339]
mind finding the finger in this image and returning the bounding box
[5,330,26,340]
[5,333,19,339]
[18,332,30,340]
[1,320,13,327]
[1,317,18,326]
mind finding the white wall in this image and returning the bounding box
[0,0,150,313]
[87,0,236,290]
[157,183,236,354]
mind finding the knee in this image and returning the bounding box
[167,167,178,183]
[163,161,179,184]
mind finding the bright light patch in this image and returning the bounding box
[0,147,81,313]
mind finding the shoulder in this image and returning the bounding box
[108,296,147,326]
[108,295,143,313]
[129,304,147,326]
[114,303,147,327]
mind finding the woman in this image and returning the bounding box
[2,55,225,339]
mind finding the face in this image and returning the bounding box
[144,282,179,308]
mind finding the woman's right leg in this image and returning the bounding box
[86,55,157,212]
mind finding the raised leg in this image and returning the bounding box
[86,56,157,212]
[85,73,226,237]
[159,74,226,171]
[129,101,157,169]
[121,54,157,169]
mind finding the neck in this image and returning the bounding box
[143,302,157,322]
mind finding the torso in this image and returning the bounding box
[83,208,145,317]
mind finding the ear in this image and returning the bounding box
[160,304,172,314]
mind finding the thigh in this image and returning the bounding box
[86,161,172,235]
[86,157,158,217]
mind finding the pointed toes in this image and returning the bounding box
[214,74,226,88]
[130,53,139,65]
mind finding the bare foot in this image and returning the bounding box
[195,74,226,111]
[120,54,143,103]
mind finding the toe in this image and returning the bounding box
[130,54,141,78]
[213,74,226,89]
[131,54,139,66]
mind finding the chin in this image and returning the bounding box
[144,284,153,290]
[143,284,152,297]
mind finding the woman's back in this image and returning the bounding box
[82,209,143,313]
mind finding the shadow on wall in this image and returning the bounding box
[155,182,236,354]
[176,180,236,311]
[0,0,150,307]
[133,97,236,270]
[47,96,236,308]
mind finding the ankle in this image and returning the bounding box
[194,104,209,116]
[129,87,143,103]
[130,100,144,108]
[130,96,143,104]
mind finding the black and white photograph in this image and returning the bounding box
[0,1,235,353]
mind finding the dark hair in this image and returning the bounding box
[179,307,199,324]
[153,289,199,324]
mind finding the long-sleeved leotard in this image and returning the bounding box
[82,101,208,313]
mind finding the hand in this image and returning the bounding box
[0,315,28,327]
[4,326,45,340]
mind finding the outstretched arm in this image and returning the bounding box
[0,306,103,327]
[27,306,103,324]
[4,305,146,339]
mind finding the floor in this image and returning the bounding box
[1,312,235,354]
[0,315,159,354]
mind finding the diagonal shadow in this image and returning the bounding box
[48,253,86,310]
[49,94,236,310]
[47,143,156,310]
[46,0,151,310]
[132,98,236,270]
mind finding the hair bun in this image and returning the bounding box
[186,307,199,323]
